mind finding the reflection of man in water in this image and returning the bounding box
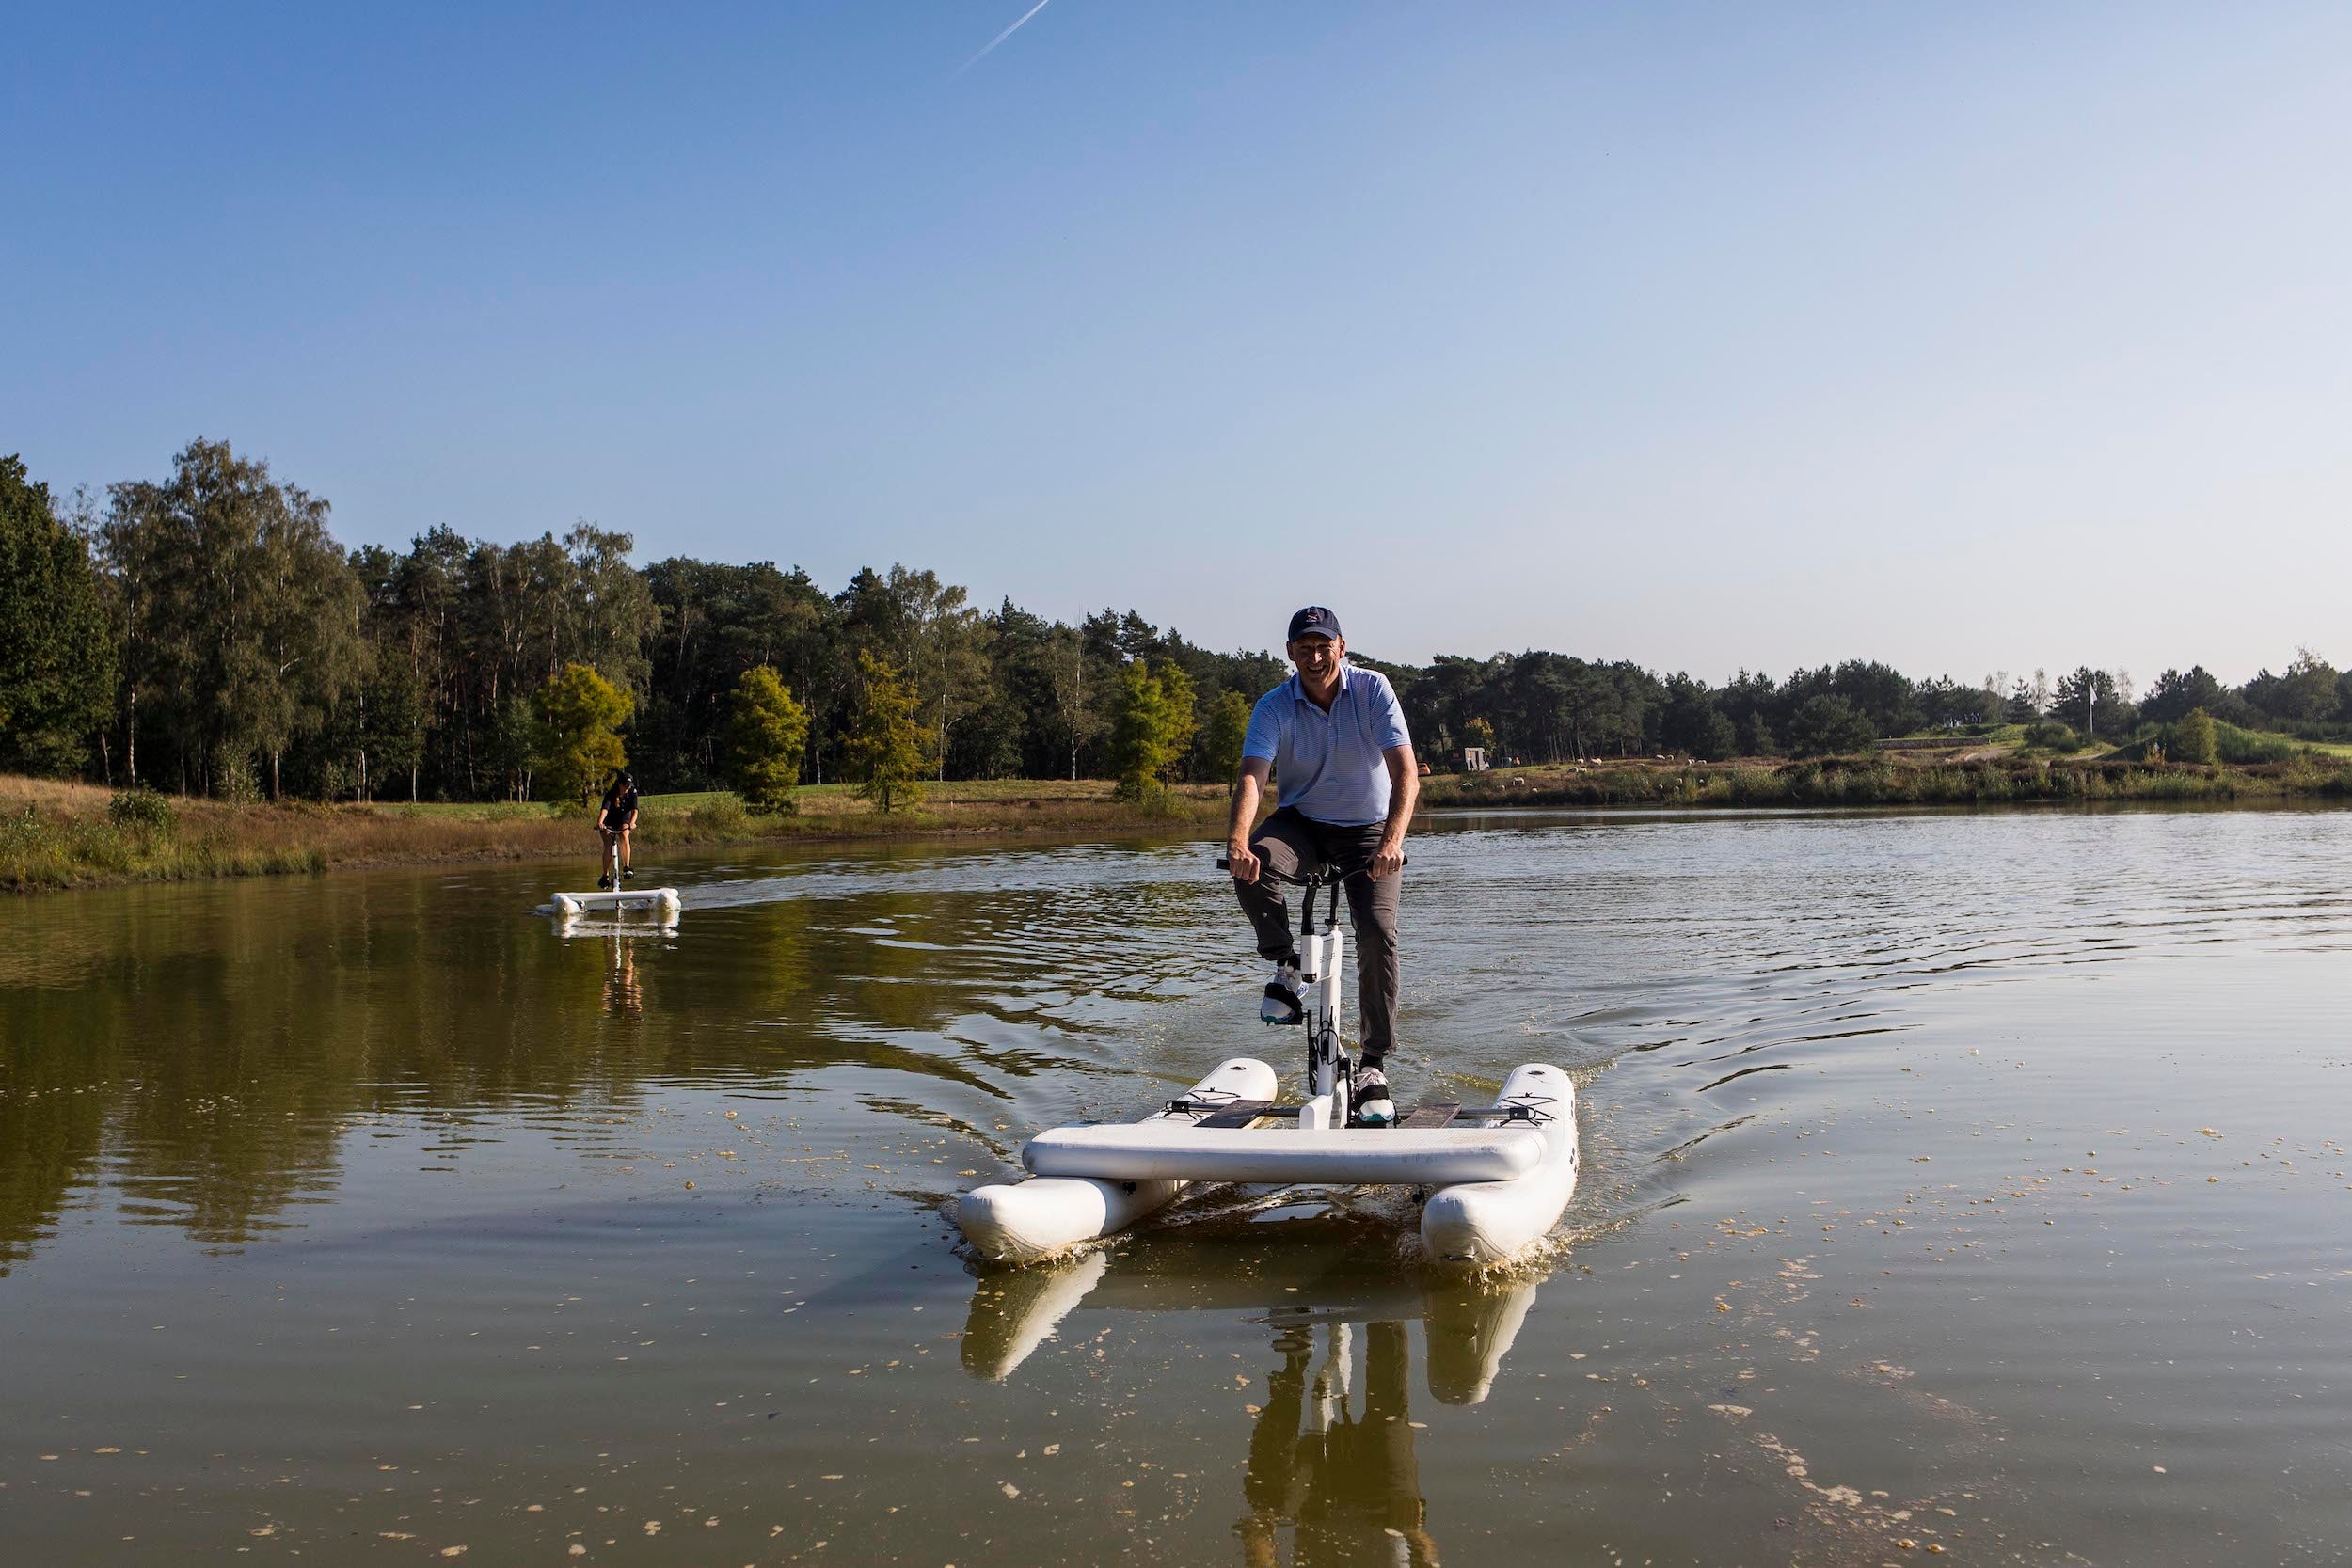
[601,937,643,1017]
[1236,1319,1438,1567]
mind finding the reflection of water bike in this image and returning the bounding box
[961,1232,1549,1566]
[536,833,682,927]
[956,854,1578,1268]
[959,1227,1547,1405]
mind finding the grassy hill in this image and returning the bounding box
[1420,747,2352,810]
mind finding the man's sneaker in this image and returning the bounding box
[1260,958,1304,1025]
[596,873,613,891]
[1354,1065,1395,1126]
[620,866,633,879]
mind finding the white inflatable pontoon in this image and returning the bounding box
[541,886,682,922]
[958,1058,1277,1266]
[957,855,1578,1269]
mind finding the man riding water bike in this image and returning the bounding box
[1225,607,1419,1125]
[596,769,639,889]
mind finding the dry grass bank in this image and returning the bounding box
[0,777,1229,893]
[15,753,2349,894]
[1420,751,2352,810]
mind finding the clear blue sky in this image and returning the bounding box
[7,2,2348,689]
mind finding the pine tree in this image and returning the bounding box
[1201,689,1252,781]
[846,652,929,813]
[1110,659,1198,800]
[726,665,811,814]
[1693,708,1739,762]
[1155,661,1197,776]
[1109,661,1168,800]
[1787,694,1877,758]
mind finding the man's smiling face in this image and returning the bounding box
[1288,635,1343,681]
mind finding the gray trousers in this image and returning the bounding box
[1233,807,1402,1063]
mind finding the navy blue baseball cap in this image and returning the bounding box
[1287,606,1343,641]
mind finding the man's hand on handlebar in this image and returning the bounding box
[1221,847,1405,884]
[1368,840,1406,881]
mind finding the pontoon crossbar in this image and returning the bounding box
[1022,1124,1543,1185]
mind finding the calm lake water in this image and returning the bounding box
[5,807,2350,1566]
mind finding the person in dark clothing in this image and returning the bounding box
[596,769,639,887]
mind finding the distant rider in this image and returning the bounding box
[597,768,639,888]
[1225,607,1419,1124]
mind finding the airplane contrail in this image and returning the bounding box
[956,0,1053,77]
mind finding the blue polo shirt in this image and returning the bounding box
[1242,662,1413,828]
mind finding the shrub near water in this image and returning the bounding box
[107,787,177,834]
[682,794,748,837]
[3,802,153,885]
[4,794,246,887]
[2022,721,2080,752]
[2212,719,2297,764]
[2169,707,2219,766]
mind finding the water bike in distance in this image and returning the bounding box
[537,833,682,926]
[955,854,1578,1269]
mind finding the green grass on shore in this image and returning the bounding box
[13,750,2352,895]
[373,777,1127,820]
[1,775,1230,893]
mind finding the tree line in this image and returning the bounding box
[5,439,2348,802]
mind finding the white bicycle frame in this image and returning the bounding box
[1293,868,1355,1131]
